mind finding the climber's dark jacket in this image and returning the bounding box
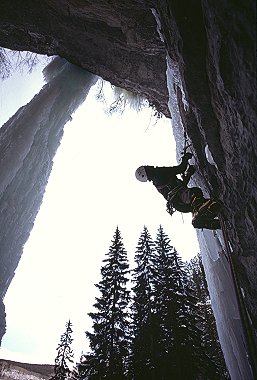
[145,154,191,199]
[145,154,203,213]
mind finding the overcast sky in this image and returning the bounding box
[0,58,199,364]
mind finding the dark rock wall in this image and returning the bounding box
[0,300,5,342]
[157,0,257,335]
[0,0,169,116]
[0,0,256,367]
[158,1,256,372]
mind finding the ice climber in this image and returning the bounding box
[135,152,221,229]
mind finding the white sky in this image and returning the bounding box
[0,59,199,364]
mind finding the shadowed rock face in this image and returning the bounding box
[158,0,257,328]
[0,0,169,116]
[0,0,256,363]
[0,300,5,342]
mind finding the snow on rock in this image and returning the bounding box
[0,359,53,380]
[151,9,164,43]
[204,144,218,168]
[0,58,97,343]
[2,368,46,380]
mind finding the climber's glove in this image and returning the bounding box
[183,152,193,161]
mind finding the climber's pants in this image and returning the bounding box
[180,187,203,204]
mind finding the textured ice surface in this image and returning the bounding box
[0,59,97,300]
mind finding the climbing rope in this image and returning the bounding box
[181,129,191,156]
[219,216,257,378]
[182,127,257,375]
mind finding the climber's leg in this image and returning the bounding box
[192,217,221,230]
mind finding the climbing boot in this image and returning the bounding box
[192,217,221,230]
[192,199,222,222]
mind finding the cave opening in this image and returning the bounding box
[0,57,199,363]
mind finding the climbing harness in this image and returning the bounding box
[166,183,186,216]
[167,183,185,201]
[166,201,175,216]
[166,186,177,216]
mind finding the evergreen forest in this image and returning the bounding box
[50,226,230,380]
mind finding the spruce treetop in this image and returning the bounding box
[51,319,74,380]
[84,227,131,379]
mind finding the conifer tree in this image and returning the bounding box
[153,225,188,378]
[152,225,205,379]
[69,365,82,380]
[82,227,130,380]
[50,320,74,380]
[70,355,85,380]
[131,226,158,380]
[151,225,180,378]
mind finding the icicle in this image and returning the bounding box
[151,9,189,162]
[166,55,190,162]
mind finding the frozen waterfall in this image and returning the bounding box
[0,58,97,308]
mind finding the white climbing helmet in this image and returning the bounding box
[135,166,148,182]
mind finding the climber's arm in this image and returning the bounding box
[182,165,195,185]
[172,152,193,175]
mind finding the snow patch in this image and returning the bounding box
[151,9,164,42]
[1,368,45,380]
[205,144,218,168]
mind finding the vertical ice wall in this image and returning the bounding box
[198,230,253,380]
[166,50,253,380]
[0,58,97,339]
